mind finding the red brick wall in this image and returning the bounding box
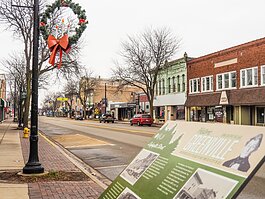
[187,38,265,94]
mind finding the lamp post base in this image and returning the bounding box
[23,163,44,174]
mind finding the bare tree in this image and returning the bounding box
[0,0,83,127]
[78,70,99,119]
[43,91,64,117]
[63,78,78,118]
[112,27,180,118]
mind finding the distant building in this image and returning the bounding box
[78,77,141,119]
[186,37,265,126]
[0,74,7,122]
[154,54,192,122]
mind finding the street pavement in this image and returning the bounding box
[1,116,265,198]
[39,116,157,180]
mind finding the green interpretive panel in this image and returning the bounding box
[99,121,265,199]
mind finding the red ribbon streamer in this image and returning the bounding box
[47,34,69,69]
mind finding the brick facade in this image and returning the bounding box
[186,37,265,125]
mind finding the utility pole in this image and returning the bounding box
[104,83,107,114]
[18,86,22,129]
[13,79,17,122]
[23,0,44,174]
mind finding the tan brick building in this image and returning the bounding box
[186,38,265,126]
[79,77,141,119]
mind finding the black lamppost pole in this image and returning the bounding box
[22,0,44,174]
[18,86,22,128]
[104,83,107,114]
[13,78,17,122]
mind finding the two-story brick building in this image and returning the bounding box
[185,38,265,126]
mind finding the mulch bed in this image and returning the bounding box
[0,170,90,184]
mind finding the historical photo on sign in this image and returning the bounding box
[117,188,141,199]
[174,168,238,199]
[223,134,263,172]
[120,149,159,185]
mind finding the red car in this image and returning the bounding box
[130,114,153,126]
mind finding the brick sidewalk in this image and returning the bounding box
[20,130,105,199]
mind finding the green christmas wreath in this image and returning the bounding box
[40,0,88,46]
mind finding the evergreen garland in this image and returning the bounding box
[40,0,88,46]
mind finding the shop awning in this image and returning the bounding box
[185,87,265,107]
[229,87,265,106]
[185,93,221,107]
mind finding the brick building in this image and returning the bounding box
[185,38,265,126]
[78,77,141,119]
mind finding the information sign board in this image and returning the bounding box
[99,121,265,199]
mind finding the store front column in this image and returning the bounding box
[185,107,189,121]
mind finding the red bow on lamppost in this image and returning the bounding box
[47,34,70,69]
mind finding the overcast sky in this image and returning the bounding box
[1,0,265,103]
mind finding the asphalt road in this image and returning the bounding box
[39,116,158,180]
[39,116,265,199]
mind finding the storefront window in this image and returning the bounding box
[231,72,236,87]
[168,78,171,93]
[172,76,176,92]
[162,79,165,94]
[202,78,205,91]
[217,75,222,90]
[262,66,265,85]
[257,107,265,124]
[254,68,258,85]
[177,75,180,92]
[201,76,213,92]
[224,73,229,88]
[241,67,258,87]
[182,74,185,92]
[189,78,200,93]
[247,69,252,85]
[215,107,223,123]
[241,70,246,87]
[176,106,185,120]
[217,71,236,90]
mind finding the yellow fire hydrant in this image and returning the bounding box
[23,128,29,138]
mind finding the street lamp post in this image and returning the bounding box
[18,86,22,128]
[23,0,44,174]
[13,78,17,122]
[18,87,27,129]
[104,83,107,114]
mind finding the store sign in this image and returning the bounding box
[56,97,68,101]
[220,91,229,105]
[99,121,265,199]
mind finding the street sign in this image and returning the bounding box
[99,121,265,199]
[94,108,99,115]
[56,97,68,101]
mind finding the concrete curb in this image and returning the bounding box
[38,131,111,189]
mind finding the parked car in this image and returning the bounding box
[130,114,153,126]
[99,114,115,123]
[75,115,84,120]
